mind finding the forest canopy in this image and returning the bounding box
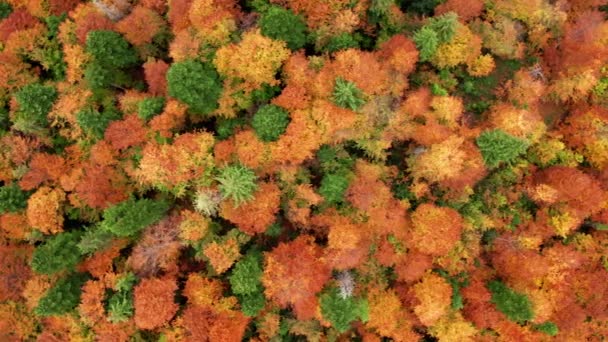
[0,0,607,341]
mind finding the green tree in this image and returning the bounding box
[167,60,222,115]
[487,280,534,323]
[319,173,350,205]
[86,30,138,69]
[31,231,84,275]
[138,97,165,121]
[215,164,258,207]
[101,198,170,237]
[35,273,89,317]
[259,6,307,50]
[251,104,290,142]
[12,83,58,134]
[320,287,369,333]
[332,78,366,111]
[0,183,29,214]
[476,129,529,168]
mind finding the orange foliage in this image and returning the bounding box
[412,273,453,326]
[286,183,322,226]
[0,9,38,42]
[188,0,240,46]
[378,34,419,75]
[312,210,368,269]
[270,110,326,166]
[134,131,215,191]
[116,6,166,46]
[410,203,463,256]
[331,49,390,96]
[74,163,129,209]
[104,114,148,151]
[0,301,38,341]
[231,130,271,170]
[73,10,114,45]
[141,0,167,13]
[271,84,311,111]
[129,215,182,278]
[366,287,420,341]
[134,276,179,330]
[0,212,30,240]
[0,244,32,302]
[262,235,331,320]
[26,186,65,235]
[149,99,187,138]
[435,0,484,21]
[19,153,67,190]
[220,182,281,235]
[143,59,169,96]
[395,251,434,283]
[183,273,237,310]
[561,105,608,169]
[179,305,250,342]
[168,0,195,33]
[489,103,546,142]
[203,238,241,274]
[78,280,106,326]
[178,209,209,243]
[80,240,126,280]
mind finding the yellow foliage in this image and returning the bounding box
[26,186,65,235]
[431,25,482,69]
[467,54,495,76]
[410,135,467,183]
[430,96,463,129]
[429,313,478,342]
[412,273,452,326]
[214,30,290,90]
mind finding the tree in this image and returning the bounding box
[166,60,222,115]
[31,231,84,275]
[320,287,368,333]
[410,203,464,256]
[0,183,29,214]
[251,104,290,142]
[476,129,529,168]
[101,198,170,237]
[332,77,366,111]
[116,6,166,46]
[26,186,65,235]
[12,83,58,135]
[412,273,453,326]
[487,280,534,323]
[259,6,307,50]
[137,96,165,121]
[215,164,258,207]
[262,235,331,320]
[133,276,179,329]
[85,30,138,68]
[35,273,89,317]
[220,182,281,235]
[129,215,182,277]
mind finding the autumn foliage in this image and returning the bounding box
[0,0,607,340]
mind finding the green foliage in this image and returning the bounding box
[215,164,258,207]
[86,30,138,69]
[167,60,222,115]
[476,129,529,168]
[31,231,84,275]
[101,198,170,237]
[534,322,559,336]
[403,0,444,15]
[107,273,136,323]
[84,61,133,90]
[436,270,469,310]
[426,12,458,42]
[323,33,361,53]
[138,97,165,121]
[259,6,307,50]
[35,273,89,317]
[12,83,58,134]
[216,117,247,140]
[487,280,534,323]
[76,104,122,140]
[77,227,114,255]
[431,83,448,96]
[413,26,439,62]
[317,145,355,174]
[0,1,11,19]
[320,288,369,333]
[332,77,366,111]
[319,173,350,205]
[229,252,264,295]
[0,183,29,214]
[252,104,290,142]
[238,291,266,317]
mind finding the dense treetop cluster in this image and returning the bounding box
[0,0,607,340]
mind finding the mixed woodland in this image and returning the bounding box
[0,0,608,340]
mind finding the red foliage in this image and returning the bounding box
[19,153,67,191]
[74,11,114,45]
[0,9,38,42]
[143,59,169,96]
[180,305,250,342]
[435,0,484,21]
[262,235,331,320]
[220,182,281,235]
[133,276,179,330]
[74,163,129,209]
[395,251,434,283]
[116,6,166,46]
[104,114,148,151]
[0,244,32,302]
[378,34,419,75]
